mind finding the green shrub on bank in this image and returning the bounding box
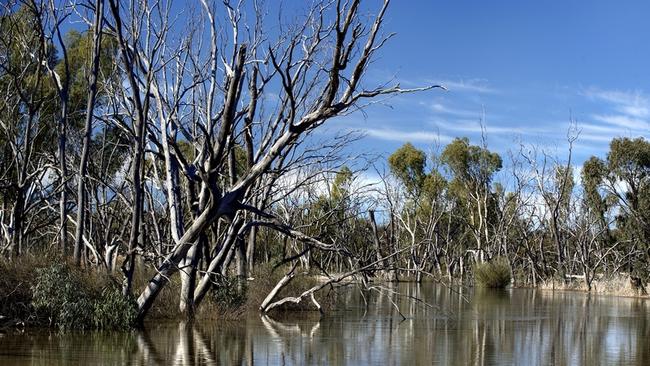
[93,288,138,330]
[474,258,511,288]
[209,275,249,318]
[32,263,94,329]
[31,263,137,330]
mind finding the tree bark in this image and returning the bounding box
[74,0,104,266]
[109,0,150,296]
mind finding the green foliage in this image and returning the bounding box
[605,137,650,276]
[554,165,575,210]
[441,137,502,189]
[582,156,607,216]
[31,264,137,330]
[607,137,650,182]
[474,258,511,288]
[389,142,427,195]
[32,264,94,329]
[211,275,248,312]
[93,288,138,331]
[422,171,446,199]
[332,166,353,201]
[57,29,117,118]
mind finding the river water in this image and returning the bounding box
[1,283,649,365]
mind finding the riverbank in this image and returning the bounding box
[3,253,648,332]
[3,282,649,365]
[0,255,333,331]
[535,274,649,299]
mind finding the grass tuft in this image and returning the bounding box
[474,258,511,288]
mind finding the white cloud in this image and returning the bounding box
[591,114,649,130]
[432,119,549,137]
[621,105,650,119]
[433,78,497,94]
[363,127,452,143]
[584,88,650,117]
[429,103,481,118]
[574,122,643,143]
[583,87,650,134]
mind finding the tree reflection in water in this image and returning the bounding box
[1,283,649,365]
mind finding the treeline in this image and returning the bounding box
[1,0,438,325]
[1,0,648,329]
[374,135,650,291]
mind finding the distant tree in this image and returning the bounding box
[441,137,502,263]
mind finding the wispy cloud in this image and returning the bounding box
[584,88,650,117]
[579,87,650,144]
[591,114,649,130]
[432,119,549,136]
[363,127,452,143]
[433,78,497,94]
[583,87,650,128]
[429,103,481,118]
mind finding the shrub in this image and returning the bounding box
[32,263,95,329]
[474,258,512,288]
[0,255,45,325]
[93,288,138,330]
[31,263,137,330]
[212,276,248,313]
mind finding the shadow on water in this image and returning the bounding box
[1,283,649,365]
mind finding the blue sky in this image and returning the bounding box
[324,0,650,169]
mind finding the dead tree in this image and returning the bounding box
[73,0,105,265]
[131,0,436,321]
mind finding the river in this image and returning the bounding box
[1,283,649,365]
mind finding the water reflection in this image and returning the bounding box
[1,284,649,365]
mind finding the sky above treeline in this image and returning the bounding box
[321,0,650,169]
[60,0,649,171]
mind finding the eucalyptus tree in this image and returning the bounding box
[388,142,427,277]
[387,142,449,280]
[601,137,650,278]
[440,137,502,264]
[0,2,59,256]
[102,0,438,321]
[73,0,106,265]
[521,127,578,278]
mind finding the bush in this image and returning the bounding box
[209,275,248,318]
[31,263,137,330]
[0,255,46,325]
[93,288,138,330]
[32,263,95,329]
[474,258,512,288]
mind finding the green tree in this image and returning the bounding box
[605,137,650,276]
[388,142,426,195]
[441,137,502,263]
[582,156,608,228]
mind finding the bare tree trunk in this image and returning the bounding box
[369,210,387,280]
[109,0,150,296]
[193,217,243,308]
[246,226,257,273]
[58,101,68,254]
[178,237,202,316]
[178,179,211,315]
[123,132,145,296]
[74,0,104,266]
[10,189,24,257]
[43,4,72,256]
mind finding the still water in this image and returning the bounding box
[1,283,649,365]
